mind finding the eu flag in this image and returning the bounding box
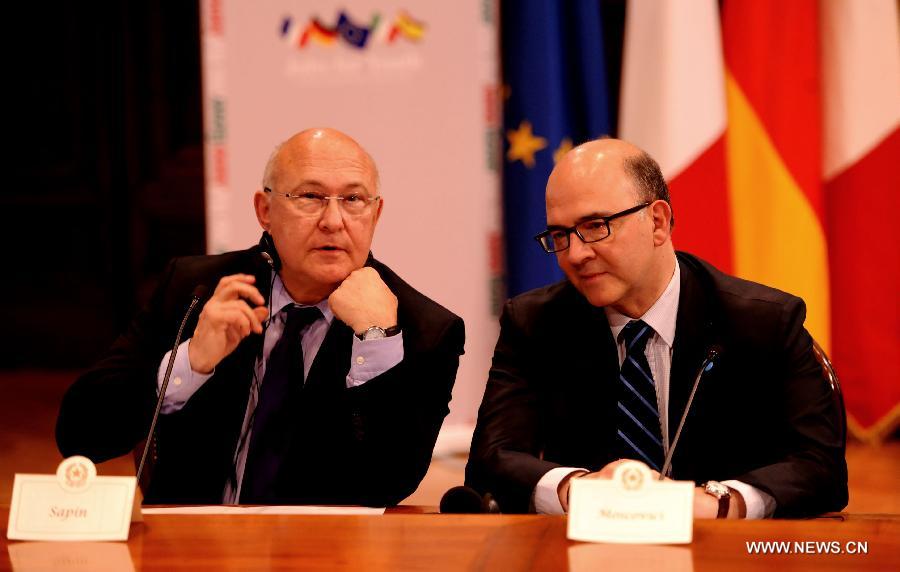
[502,0,611,297]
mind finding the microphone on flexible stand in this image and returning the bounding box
[440,486,501,514]
[659,344,723,479]
[135,285,209,489]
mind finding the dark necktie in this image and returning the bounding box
[614,319,664,471]
[240,304,322,503]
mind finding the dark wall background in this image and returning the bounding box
[0,1,625,368]
[2,2,206,367]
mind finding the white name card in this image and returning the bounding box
[567,461,694,544]
[7,456,137,542]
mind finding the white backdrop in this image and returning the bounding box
[200,0,500,446]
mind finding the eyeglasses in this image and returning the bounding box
[264,187,381,216]
[534,202,651,253]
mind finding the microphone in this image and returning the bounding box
[136,285,209,488]
[440,486,501,514]
[259,231,281,272]
[260,251,276,271]
[659,344,723,479]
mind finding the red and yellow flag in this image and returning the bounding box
[621,0,898,440]
[723,0,831,351]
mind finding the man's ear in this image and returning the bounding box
[650,200,673,246]
[373,195,384,225]
[253,190,271,230]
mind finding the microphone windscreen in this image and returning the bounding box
[440,486,485,514]
[191,285,209,300]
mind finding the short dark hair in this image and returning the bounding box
[623,151,675,228]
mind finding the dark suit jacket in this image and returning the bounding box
[57,245,465,506]
[465,252,847,517]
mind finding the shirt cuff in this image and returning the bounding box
[157,338,214,414]
[533,467,588,515]
[346,332,404,388]
[722,479,777,519]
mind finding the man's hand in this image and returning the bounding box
[584,459,664,480]
[557,458,747,519]
[188,274,269,373]
[558,459,662,511]
[328,267,398,335]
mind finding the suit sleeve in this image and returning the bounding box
[733,297,848,517]
[339,314,465,506]
[56,259,179,463]
[464,300,562,513]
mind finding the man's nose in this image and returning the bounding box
[318,198,345,231]
[564,233,595,266]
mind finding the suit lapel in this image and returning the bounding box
[216,334,264,445]
[559,285,619,465]
[668,259,711,470]
[563,284,618,384]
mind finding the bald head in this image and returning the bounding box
[548,138,670,221]
[252,127,385,303]
[544,138,676,316]
[551,138,643,183]
[262,128,380,193]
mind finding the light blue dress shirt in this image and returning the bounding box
[156,273,404,502]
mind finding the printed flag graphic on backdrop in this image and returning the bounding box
[821,0,900,441]
[620,0,731,272]
[501,0,611,297]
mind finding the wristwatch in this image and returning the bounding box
[703,481,731,518]
[356,325,401,341]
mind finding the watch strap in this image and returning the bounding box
[703,481,731,519]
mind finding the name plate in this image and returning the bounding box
[7,457,137,541]
[567,461,693,544]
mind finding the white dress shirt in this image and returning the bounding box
[533,260,776,518]
[156,273,404,502]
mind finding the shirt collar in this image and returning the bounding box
[604,258,680,349]
[269,272,334,325]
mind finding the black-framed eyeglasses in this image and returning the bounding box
[264,187,380,216]
[534,202,651,253]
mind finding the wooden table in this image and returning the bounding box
[2,507,897,571]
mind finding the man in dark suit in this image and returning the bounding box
[57,128,465,506]
[466,138,846,518]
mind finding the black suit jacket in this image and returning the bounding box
[465,252,847,516]
[57,245,465,506]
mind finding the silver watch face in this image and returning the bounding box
[705,481,730,499]
[361,326,387,340]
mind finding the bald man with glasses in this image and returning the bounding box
[58,128,465,506]
[465,138,846,519]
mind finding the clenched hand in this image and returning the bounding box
[188,274,269,373]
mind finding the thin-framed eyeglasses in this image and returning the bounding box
[264,187,381,216]
[534,202,651,253]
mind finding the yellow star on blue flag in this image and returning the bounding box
[502,0,610,297]
[506,120,547,168]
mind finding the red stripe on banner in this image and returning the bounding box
[723,0,822,217]
[208,0,224,36]
[826,127,900,434]
[669,135,732,273]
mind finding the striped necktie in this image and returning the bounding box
[614,319,664,471]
